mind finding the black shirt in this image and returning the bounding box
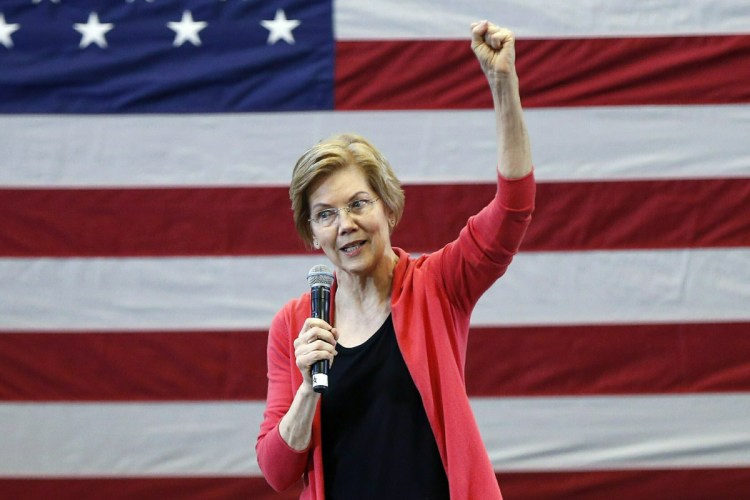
[321,315,449,500]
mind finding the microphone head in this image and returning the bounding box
[307,265,334,288]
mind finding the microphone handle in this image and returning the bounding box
[310,285,331,393]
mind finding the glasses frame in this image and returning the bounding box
[308,197,380,227]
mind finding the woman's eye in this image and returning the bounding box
[351,200,366,209]
[317,210,334,221]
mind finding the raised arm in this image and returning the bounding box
[471,20,533,180]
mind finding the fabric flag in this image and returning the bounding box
[1,0,750,498]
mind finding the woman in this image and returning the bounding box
[256,20,535,499]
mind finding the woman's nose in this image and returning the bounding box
[337,208,357,231]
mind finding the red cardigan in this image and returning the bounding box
[256,171,535,499]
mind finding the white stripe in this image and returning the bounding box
[2,248,749,331]
[0,402,261,476]
[1,106,748,187]
[335,0,750,39]
[2,394,749,476]
[475,247,750,326]
[475,394,750,470]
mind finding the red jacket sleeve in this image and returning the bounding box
[438,169,535,314]
[255,304,311,491]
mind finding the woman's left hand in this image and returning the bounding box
[470,20,517,86]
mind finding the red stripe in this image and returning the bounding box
[404,178,750,253]
[0,331,266,401]
[498,468,750,500]
[2,178,749,257]
[2,322,748,401]
[0,477,301,500]
[335,35,750,109]
[465,322,750,397]
[2,469,750,500]
[0,187,304,257]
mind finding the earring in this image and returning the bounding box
[313,239,320,249]
[389,218,396,227]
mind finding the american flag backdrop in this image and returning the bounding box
[1,0,750,498]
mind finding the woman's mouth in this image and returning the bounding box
[340,241,366,256]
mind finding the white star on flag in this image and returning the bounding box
[0,14,21,49]
[73,12,113,49]
[167,11,207,47]
[260,9,300,45]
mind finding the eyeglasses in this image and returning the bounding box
[308,198,380,227]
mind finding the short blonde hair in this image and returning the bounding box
[290,133,405,247]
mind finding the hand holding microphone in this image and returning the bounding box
[293,265,336,393]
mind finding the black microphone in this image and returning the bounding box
[307,265,334,393]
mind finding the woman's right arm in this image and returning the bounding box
[279,317,337,449]
[256,311,337,491]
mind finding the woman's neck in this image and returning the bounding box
[336,252,396,304]
[333,250,398,327]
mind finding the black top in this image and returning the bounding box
[321,315,449,500]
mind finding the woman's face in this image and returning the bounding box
[307,164,393,277]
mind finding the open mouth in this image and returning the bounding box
[340,240,366,255]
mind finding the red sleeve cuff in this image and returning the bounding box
[497,168,536,212]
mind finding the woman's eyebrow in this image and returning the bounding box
[311,191,372,209]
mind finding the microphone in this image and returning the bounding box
[307,265,334,393]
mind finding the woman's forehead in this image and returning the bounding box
[308,165,371,202]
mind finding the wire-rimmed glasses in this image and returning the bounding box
[308,198,380,227]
